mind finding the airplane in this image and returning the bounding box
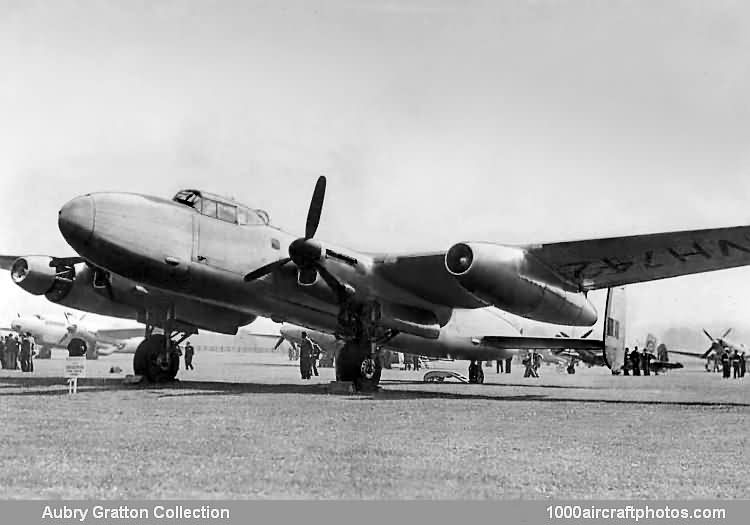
[668,328,748,370]
[4,176,750,389]
[637,333,684,373]
[6,312,143,359]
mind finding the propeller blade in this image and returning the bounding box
[243,258,291,282]
[315,263,354,302]
[273,336,286,351]
[559,331,570,338]
[63,312,72,325]
[702,329,714,341]
[581,329,593,339]
[305,176,326,239]
[722,328,732,339]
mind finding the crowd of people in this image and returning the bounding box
[717,349,746,379]
[622,346,660,376]
[0,332,37,372]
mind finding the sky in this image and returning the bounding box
[1,0,750,341]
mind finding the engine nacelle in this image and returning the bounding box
[445,242,597,326]
[11,257,137,319]
[10,256,60,295]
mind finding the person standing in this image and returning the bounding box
[19,334,31,372]
[310,342,321,377]
[630,346,641,376]
[184,341,195,370]
[731,350,741,379]
[299,332,313,380]
[26,333,36,372]
[721,351,731,378]
[623,347,630,376]
[740,351,746,378]
[0,335,5,369]
[496,359,503,374]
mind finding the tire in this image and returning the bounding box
[335,341,382,390]
[67,338,87,357]
[133,335,179,383]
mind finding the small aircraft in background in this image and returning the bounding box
[669,328,748,371]
[6,312,143,359]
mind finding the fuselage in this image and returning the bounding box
[49,189,598,360]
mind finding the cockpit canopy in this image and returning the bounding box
[172,189,270,226]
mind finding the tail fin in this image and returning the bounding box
[602,287,627,372]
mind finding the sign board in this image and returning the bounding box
[64,357,87,378]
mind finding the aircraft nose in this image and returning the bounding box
[58,195,94,247]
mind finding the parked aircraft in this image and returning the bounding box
[7,313,143,359]
[669,328,748,370]
[4,176,750,388]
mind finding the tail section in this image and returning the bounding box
[602,287,627,372]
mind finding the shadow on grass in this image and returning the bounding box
[1,376,748,407]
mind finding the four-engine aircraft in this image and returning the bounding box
[4,176,750,388]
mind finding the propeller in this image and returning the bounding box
[721,328,732,339]
[58,312,77,344]
[243,176,354,302]
[273,336,286,351]
[702,328,715,341]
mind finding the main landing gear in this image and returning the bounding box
[133,310,191,383]
[334,303,393,391]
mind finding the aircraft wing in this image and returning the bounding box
[523,226,750,291]
[96,328,144,340]
[481,336,603,350]
[668,349,713,359]
[0,255,20,270]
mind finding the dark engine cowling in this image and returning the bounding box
[445,242,597,326]
[11,256,136,318]
[11,256,64,296]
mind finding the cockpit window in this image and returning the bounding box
[173,189,270,225]
[217,202,237,223]
[238,206,266,226]
[202,199,218,218]
[173,190,202,209]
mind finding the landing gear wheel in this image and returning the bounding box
[567,365,576,374]
[335,341,382,391]
[67,339,87,357]
[133,335,179,383]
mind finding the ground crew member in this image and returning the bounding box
[299,332,313,380]
[310,342,321,377]
[533,351,542,376]
[496,359,503,374]
[413,354,421,371]
[740,351,746,378]
[184,341,195,370]
[468,360,478,383]
[505,357,512,374]
[0,336,5,369]
[27,333,36,372]
[523,351,538,378]
[19,333,31,372]
[623,347,630,375]
[721,351,731,378]
[731,350,741,379]
[630,346,641,376]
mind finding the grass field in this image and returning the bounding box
[1,351,748,499]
